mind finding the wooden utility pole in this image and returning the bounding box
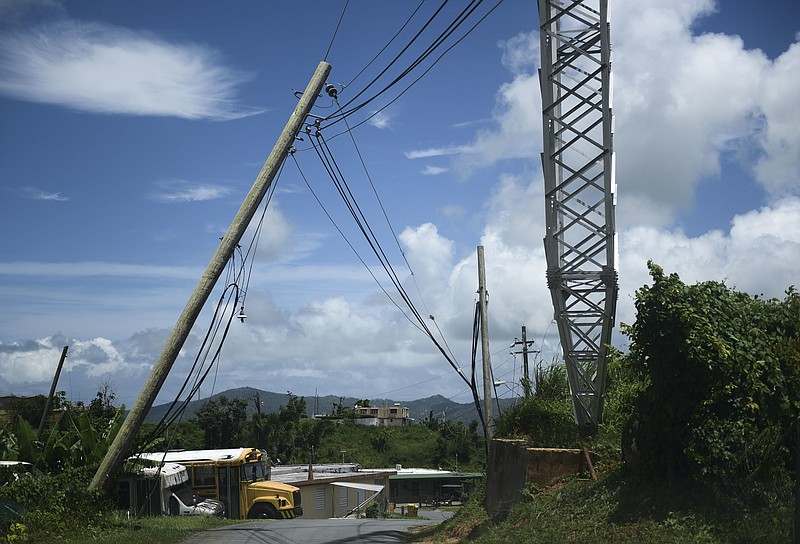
[90,60,332,492]
[37,345,68,439]
[477,245,493,440]
[511,326,535,398]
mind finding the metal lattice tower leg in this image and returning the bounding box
[539,0,618,432]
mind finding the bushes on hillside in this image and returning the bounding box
[621,262,800,485]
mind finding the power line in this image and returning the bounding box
[324,0,349,62]
[342,0,426,90]
[323,0,504,133]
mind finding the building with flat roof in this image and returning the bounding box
[270,463,396,519]
[389,467,483,506]
[353,403,412,426]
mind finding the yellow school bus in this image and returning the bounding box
[140,448,302,519]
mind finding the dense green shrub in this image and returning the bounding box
[622,262,800,483]
[0,466,110,540]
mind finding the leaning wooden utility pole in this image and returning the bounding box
[37,345,68,439]
[90,61,332,493]
[477,245,493,440]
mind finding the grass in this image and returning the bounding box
[409,466,793,544]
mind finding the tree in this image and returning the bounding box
[193,396,248,449]
[87,381,117,427]
[433,420,482,470]
[247,392,330,464]
[622,262,800,481]
[422,410,440,431]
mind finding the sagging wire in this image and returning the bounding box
[128,279,243,517]
[332,90,449,355]
[137,281,242,452]
[136,157,290,454]
[309,128,468,382]
[300,122,487,436]
[332,91,466,378]
[291,0,503,152]
[327,0,454,120]
[290,151,424,334]
[471,300,489,441]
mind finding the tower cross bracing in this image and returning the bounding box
[539,0,618,431]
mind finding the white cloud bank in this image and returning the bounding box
[0,19,262,120]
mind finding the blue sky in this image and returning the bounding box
[1,0,798,410]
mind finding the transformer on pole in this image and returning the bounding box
[538,0,618,432]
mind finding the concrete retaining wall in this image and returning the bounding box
[485,439,596,518]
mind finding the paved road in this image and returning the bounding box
[181,510,453,544]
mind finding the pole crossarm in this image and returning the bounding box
[539,0,617,432]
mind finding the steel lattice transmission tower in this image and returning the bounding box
[538,0,618,432]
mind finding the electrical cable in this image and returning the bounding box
[323,0,504,133]
[291,152,425,334]
[329,0,454,118]
[342,0,427,90]
[300,124,476,402]
[470,300,488,439]
[136,158,292,452]
[311,130,474,391]
[336,96,412,273]
[324,0,350,62]
[332,94,460,367]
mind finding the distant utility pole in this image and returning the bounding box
[477,245,493,440]
[511,326,536,398]
[89,60,332,493]
[37,345,68,439]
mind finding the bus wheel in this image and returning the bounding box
[248,503,278,519]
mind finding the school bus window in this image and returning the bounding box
[239,461,265,482]
[192,465,215,488]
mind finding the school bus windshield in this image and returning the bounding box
[239,461,267,482]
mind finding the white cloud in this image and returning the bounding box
[421,165,448,176]
[439,204,466,219]
[18,186,69,201]
[617,196,800,325]
[0,335,135,384]
[367,110,395,129]
[405,145,469,159]
[500,31,539,75]
[0,19,262,119]
[404,31,542,174]
[610,0,800,227]
[753,42,800,195]
[0,260,202,279]
[149,180,232,203]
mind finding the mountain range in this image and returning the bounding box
[145,386,515,425]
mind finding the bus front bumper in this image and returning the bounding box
[280,506,303,519]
